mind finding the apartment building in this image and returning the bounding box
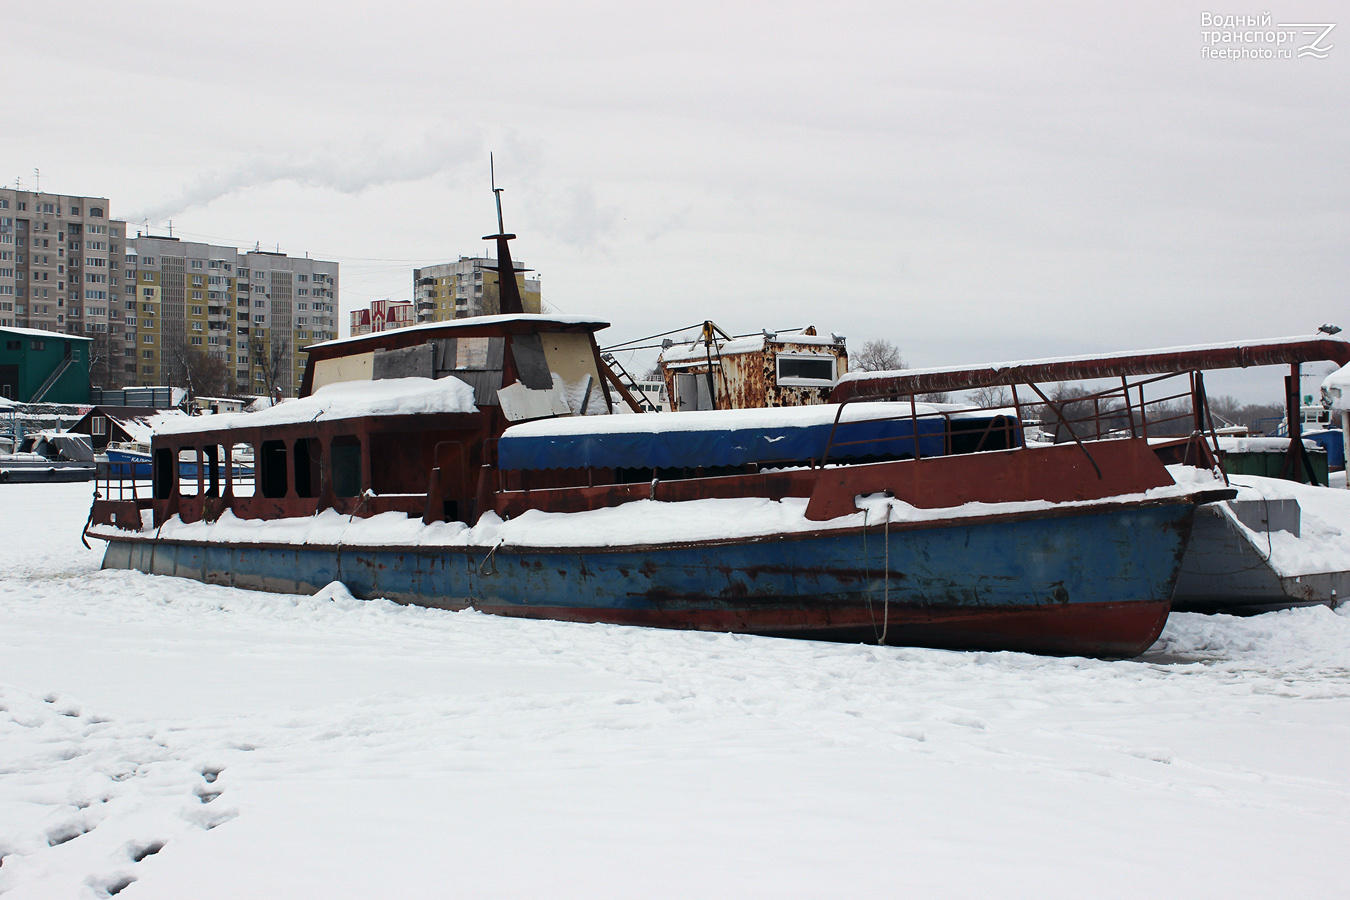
[0,188,339,397]
[0,188,124,348]
[412,256,541,323]
[125,237,338,397]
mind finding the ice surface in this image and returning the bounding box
[6,482,1350,898]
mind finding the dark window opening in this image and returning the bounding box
[948,416,1024,455]
[153,447,175,499]
[293,437,320,498]
[331,436,362,498]
[259,440,288,498]
[776,356,835,383]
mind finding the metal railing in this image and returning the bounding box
[821,369,1228,481]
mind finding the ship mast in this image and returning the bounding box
[483,153,526,316]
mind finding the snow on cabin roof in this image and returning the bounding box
[0,325,93,341]
[153,376,478,437]
[660,332,843,366]
[303,314,611,353]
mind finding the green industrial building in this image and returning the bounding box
[0,326,91,404]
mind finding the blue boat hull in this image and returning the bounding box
[97,496,1200,656]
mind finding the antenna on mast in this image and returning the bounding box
[482,153,526,315]
[490,152,505,235]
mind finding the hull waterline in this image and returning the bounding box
[97,497,1199,657]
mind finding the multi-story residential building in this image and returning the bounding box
[124,237,338,397]
[0,187,339,396]
[0,190,125,368]
[412,256,540,323]
[350,298,416,336]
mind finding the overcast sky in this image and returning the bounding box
[5,0,1345,400]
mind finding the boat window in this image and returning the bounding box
[776,354,837,386]
[293,437,321,498]
[230,443,256,497]
[259,440,289,498]
[331,435,362,498]
[205,444,224,497]
[153,447,175,499]
[178,447,201,497]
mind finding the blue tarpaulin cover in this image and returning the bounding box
[498,416,947,471]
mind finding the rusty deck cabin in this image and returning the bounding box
[658,322,850,412]
[90,312,629,531]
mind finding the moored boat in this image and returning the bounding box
[84,194,1231,657]
[1,431,98,483]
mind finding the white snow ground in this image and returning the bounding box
[4,484,1350,899]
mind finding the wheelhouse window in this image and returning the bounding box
[775,354,837,387]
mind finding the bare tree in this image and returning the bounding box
[164,335,230,402]
[185,350,231,401]
[967,385,1012,408]
[249,335,291,399]
[851,339,905,373]
[86,331,117,390]
[1033,384,1135,442]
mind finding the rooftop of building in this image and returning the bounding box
[1,325,93,342]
